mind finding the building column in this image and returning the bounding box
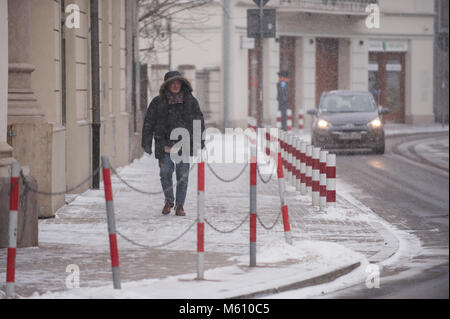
[7,0,45,121]
[0,0,14,178]
[7,0,45,229]
[1,0,39,248]
[296,37,316,133]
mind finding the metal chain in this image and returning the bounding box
[20,168,100,196]
[204,214,249,234]
[116,219,197,249]
[110,162,197,196]
[257,164,273,184]
[110,166,164,195]
[202,144,249,183]
[18,174,29,244]
[257,211,282,230]
[206,162,248,183]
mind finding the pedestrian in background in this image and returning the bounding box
[277,71,290,131]
[142,71,205,216]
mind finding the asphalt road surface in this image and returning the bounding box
[322,132,449,299]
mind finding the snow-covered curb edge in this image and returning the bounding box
[230,261,361,299]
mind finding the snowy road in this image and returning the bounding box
[314,132,449,298]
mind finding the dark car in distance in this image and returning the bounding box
[307,90,389,154]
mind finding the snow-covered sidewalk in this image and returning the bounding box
[0,132,415,299]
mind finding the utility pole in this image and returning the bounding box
[258,1,264,129]
[90,0,101,189]
[168,17,172,70]
[223,0,230,130]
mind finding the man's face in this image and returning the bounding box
[169,80,182,94]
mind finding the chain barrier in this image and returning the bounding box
[206,162,248,183]
[257,210,282,230]
[109,162,197,196]
[116,219,197,249]
[202,145,249,183]
[20,168,100,196]
[257,164,273,184]
[18,171,29,244]
[204,215,249,234]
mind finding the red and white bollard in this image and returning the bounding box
[6,162,20,299]
[298,112,304,132]
[326,153,337,207]
[101,156,121,289]
[247,117,257,146]
[305,145,313,195]
[300,141,307,195]
[249,144,257,267]
[320,150,329,211]
[287,109,292,131]
[287,133,293,185]
[197,154,205,279]
[295,138,301,192]
[279,130,285,171]
[312,147,321,207]
[265,131,271,157]
[276,145,292,245]
[276,110,281,129]
[280,130,288,179]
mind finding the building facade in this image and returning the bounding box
[434,0,449,124]
[0,0,144,247]
[147,0,436,131]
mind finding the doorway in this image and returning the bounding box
[279,36,296,115]
[369,52,406,122]
[316,38,339,106]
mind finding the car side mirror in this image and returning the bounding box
[307,108,318,116]
[379,106,390,115]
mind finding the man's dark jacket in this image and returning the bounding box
[141,73,205,160]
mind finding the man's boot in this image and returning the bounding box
[175,205,186,216]
[162,201,174,215]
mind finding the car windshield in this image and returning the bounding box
[320,94,376,113]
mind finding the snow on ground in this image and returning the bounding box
[383,123,448,137]
[1,130,427,298]
[28,240,368,299]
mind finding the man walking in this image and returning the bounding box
[277,71,290,131]
[142,71,205,216]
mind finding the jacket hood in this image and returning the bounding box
[159,74,193,97]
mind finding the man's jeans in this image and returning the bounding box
[158,153,190,207]
[280,108,287,131]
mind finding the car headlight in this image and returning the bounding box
[317,119,331,129]
[368,118,382,128]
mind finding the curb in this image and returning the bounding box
[385,128,448,138]
[229,261,361,299]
